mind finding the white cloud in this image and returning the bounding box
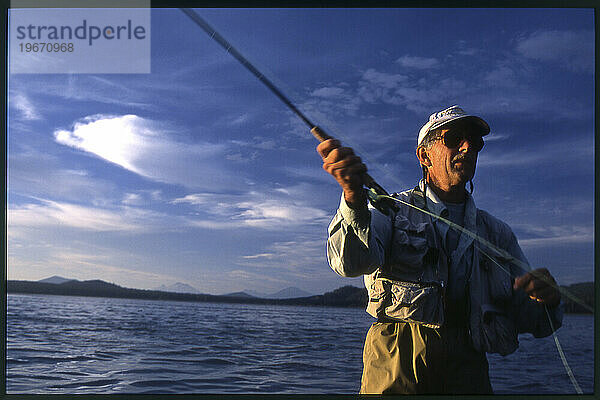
[121,190,164,206]
[310,86,346,98]
[515,224,594,249]
[361,68,407,89]
[53,114,243,190]
[396,55,439,69]
[516,30,594,73]
[237,235,327,276]
[242,253,275,259]
[8,198,168,232]
[356,69,465,113]
[519,234,593,248]
[173,185,330,230]
[11,93,41,120]
[122,193,144,205]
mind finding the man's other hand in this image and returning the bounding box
[513,268,561,307]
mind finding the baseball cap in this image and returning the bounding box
[417,105,490,147]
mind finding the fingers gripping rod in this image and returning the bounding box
[180,8,394,211]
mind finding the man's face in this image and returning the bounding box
[424,124,482,190]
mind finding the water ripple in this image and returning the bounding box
[7,294,594,395]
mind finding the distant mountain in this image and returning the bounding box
[7,279,366,307]
[38,276,75,284]
[223,291,256,298]
[9,278,592,314]
[243,287,313,299]
[155,282,200,294]
[268,287,312,299]
[244,289,268,298]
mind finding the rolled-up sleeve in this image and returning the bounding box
[327,194,392,277]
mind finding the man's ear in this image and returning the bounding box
[416,146,432,167]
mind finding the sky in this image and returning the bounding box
[7,8,595,295]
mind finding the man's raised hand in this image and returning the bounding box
[317,139,368,208]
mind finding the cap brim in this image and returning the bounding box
[433,115,490,136]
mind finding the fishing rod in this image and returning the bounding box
[180,5,593,318]
[179,8,396,216]
[181,9,589,393]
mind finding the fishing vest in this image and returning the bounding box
[364,185,520,356]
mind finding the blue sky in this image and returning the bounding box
[7,8,594,295]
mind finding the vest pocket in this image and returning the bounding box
[367,278,444,329]
[389,217,433,279]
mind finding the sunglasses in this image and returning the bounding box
[434,129,485,152]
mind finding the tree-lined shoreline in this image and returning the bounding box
[7,279,593,313]
[7,279,368,308]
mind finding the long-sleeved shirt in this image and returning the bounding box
[326,181,563,355]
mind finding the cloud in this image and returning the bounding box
[356,69,465,113]
[396,55,439,69]
[53,114,243,190]
[310,86,346,98]
[173,185,330,230]
[484,65,519,88]
[519,234,593,248]
[28,247,183,290]
[228,113,250,125]
[8,148,123,203]
[357,69,408,106]
[477,135,593,168]
[11,93,41,120]
[239,237,325,269]
[122,193,144,205]
[8,198,169,232]
[242,253,275,259]
[516,30,594,73]
[226,269,288,287]
[361,68,408,90]
[514,224,593,249]
[121,190,163,206]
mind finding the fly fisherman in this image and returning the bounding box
[316,105,563,394]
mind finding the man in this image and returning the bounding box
[316,105,562,394]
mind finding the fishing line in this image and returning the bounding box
[368,189,593,313]
[179,7,591,312]
[181,9,589,393]
[477,245,585,394]
[545,306,584,394]
[369,189,587,394]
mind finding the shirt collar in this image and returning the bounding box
[418,179,477,228]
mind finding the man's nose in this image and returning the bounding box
[458,138,472,152]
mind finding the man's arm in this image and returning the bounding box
[317,139,391,277]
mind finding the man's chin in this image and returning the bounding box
[452,167,475,183]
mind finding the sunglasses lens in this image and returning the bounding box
[444,131,484,151]
[443,131,462,148]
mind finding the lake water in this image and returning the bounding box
[6,294,594,394]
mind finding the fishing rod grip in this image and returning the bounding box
[310,126,333,142]
[311,126,389,196]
